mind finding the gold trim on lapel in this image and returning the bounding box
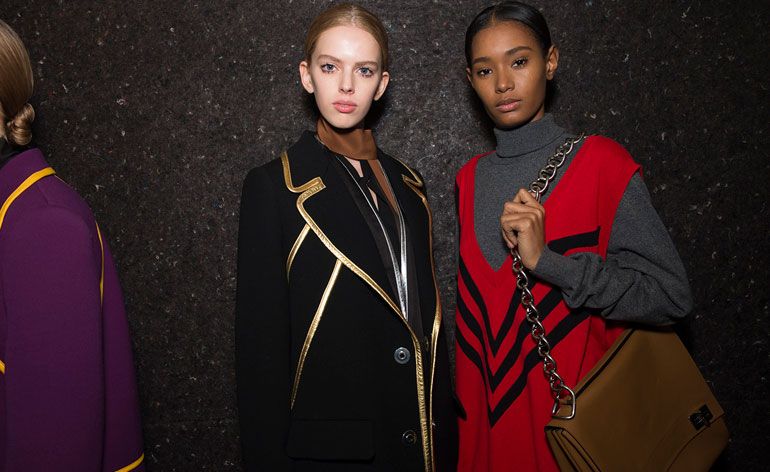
[281,151,402,316]
[281,151,434,471]
[291,259,343,409]
[287,224,310,279]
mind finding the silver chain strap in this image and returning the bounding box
[510,133,584,420]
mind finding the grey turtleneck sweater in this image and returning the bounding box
[473,114,692,325]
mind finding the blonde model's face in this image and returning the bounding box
[300,25,389,129]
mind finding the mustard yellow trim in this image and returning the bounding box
[286,224,310,279]
[115,453,144,472]
[281,151,433,471]
[0,167,56,378]
[0,167,56,230]
[291,259,342,408]
[96,223,105,304]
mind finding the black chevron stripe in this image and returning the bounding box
[488,288,563,391]
[456,326,487,390]
[456,227,603,426]
[488,309,591,427]
[459,257,539,356]
[548,227,600,255]
[458,227,599,357]
[459,285,564,393]
[456,291,484,348]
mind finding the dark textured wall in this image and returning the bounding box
[3,0,767,469]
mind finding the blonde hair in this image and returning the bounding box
[0,20,34,146]
[304,3,389,71]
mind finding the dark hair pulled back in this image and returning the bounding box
[465,1,552,67]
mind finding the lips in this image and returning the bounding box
[333,100,357,114]
[495,98,521,113]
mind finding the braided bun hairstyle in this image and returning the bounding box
[0,20,35,146]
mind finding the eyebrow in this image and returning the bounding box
[471,46,533,66]
[315,54,379,68]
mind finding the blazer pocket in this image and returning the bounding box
[286,419,375,461]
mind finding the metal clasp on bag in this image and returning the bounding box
[552,385,577,420]
[689,405,714,430]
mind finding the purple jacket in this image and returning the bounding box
[0,149,144,471]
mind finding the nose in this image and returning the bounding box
[495,70,514,94]
[340,69,354,94]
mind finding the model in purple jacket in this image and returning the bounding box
[0,20,144,471]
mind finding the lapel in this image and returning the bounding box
[281,132,402,316]
[378,152,440,332]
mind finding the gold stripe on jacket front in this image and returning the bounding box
[281,151,435,472]
[287,223,310,278]
[291,259,343,408]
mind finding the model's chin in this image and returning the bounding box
[489,108,539,130]
[321,110,367,130]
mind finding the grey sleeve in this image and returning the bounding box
[531,174,693,326]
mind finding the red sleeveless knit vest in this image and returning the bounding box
[455,136,640,471]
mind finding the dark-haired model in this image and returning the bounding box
[0,20,144,471]
[235,4,456,471]
[454,2,692,470]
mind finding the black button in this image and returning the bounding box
[394,347,410,364]
[401,429,417,446]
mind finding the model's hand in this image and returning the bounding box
[500,188,546,270]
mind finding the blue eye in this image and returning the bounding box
[359,67,374,77]
[512,57,528,68]
[320,63,336,73]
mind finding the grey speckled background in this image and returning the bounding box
[3,0,768,469]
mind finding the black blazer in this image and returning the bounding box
[235,132,457,471]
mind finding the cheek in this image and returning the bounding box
[472,79,496,107]
[359,77,381,97]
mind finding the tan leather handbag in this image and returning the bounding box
[545,329,729,471]
[510,135,729,471]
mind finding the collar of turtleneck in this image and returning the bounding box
[494,113,565,158]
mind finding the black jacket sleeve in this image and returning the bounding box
[235,166,292,470]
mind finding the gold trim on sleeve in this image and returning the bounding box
[286,224,310,279]
[0,360,5,374]
[291,259,343,408]
[115,452,144,472]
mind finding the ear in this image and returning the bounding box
[466,67,474,88]
[299,60,314,94]
[545,45,559,80]
[373,71,390,101]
